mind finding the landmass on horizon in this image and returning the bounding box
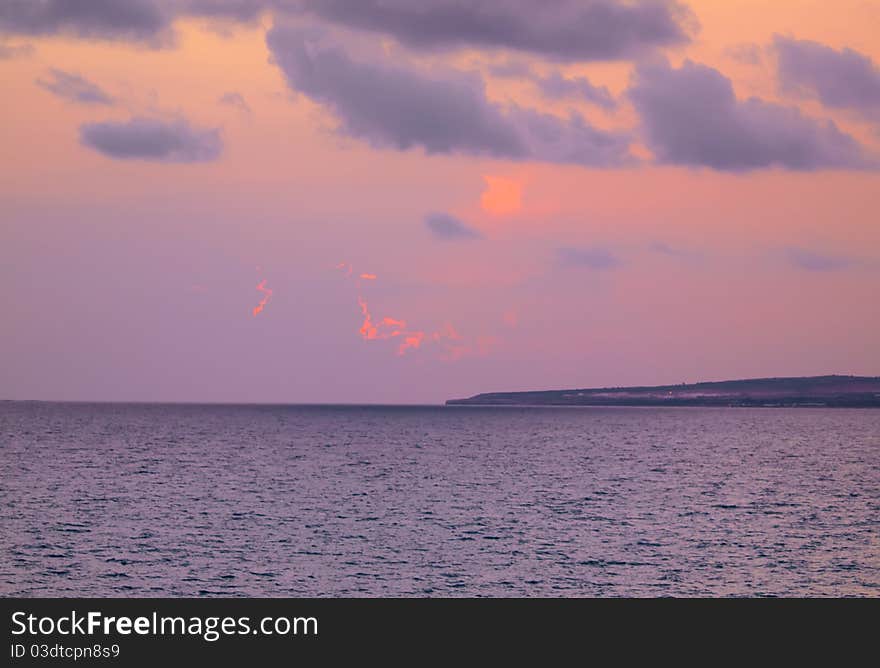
[446,376,880,408]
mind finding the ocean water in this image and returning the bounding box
[1,402,877,597]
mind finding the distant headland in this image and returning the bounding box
[446,375,880,408]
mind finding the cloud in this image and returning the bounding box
[510,106,632,166]
[338,265,490,360]
[252,278,272,316]
[424,213,482,240]
[629,58,875,171]
[649,241,681,255]
[533,71,617,109]
[0,1,284,45]
[724,43,762,66]
[649,240,697,258]
[355,296,426,356]
[490,60,618,110]
[267,26,524,157]
[266,26,632,167]
[647,240,704,265]
[774,35,880,117]
[180,0,272,22]
[0,0,172,44]
[487,59,533,78]
[218,90,251,113]
[557,246,621,270]
[36,68,113,105]
[0,40,33,59]
[290,0,695,61]
[785,247,853,272]
[79,117,223,162]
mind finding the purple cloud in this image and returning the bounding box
[785,247,853,272]
[487,59,534,78]
[774,35,880,117]
[180,0,272,22]
[36,68,113,105]
[266,26,632,167]
[218,90,251,113]
[79,117,223,162]
[0,1,286,45]
[0,0,170,43]
[629,58,875,171]
[267,27,523,157]
[648,240,701,261]
[290,0,695,61]
[557,246,621,270]
[533,71,617,109]
[488,60,617,110]
[424,213,482,240]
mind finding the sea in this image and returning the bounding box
[1,402,877,597]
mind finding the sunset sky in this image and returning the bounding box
[2,1,879,403]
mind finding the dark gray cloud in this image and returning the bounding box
[557,246,621,270]
[218,90,251,113]
[424,213,482,240]
[79,117,222,162]
[36,68,113,105]
[629,58,875,171]
[266,26,632,167]
[785,247,853,272]
[533,71,617,109]
[774,35,880,117]
[290,0,695,62]
[0,0,171,43]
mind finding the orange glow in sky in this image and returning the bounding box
[1,2,879,403]
[341,265,490,359]
[480,176,523,217]
[252,279,272,317]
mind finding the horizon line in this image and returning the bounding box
[4,373,879,407]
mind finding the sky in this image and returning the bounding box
[1,0,879,404]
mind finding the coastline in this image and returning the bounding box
[447,375,880,408]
